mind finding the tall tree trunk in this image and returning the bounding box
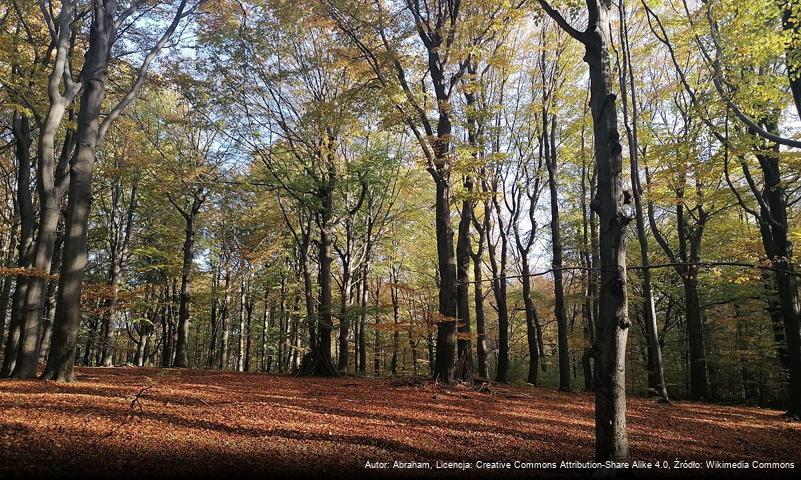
[373,280,381,376]
[540,0,631,460]
[358,267,368,375]
[617,0,668,401]
[579,107,596,392]
[237,279,246,372]
[219,270,231,370]
[545,115,571,392]
[2,112,33,376]
[433,176,458,383]
[337,220,354,371]
[41,7,111,380]
[471,207,489,379]
[486,199,510,383]
[299,205,337,376]
[174,214,196,368]
[454,176,474,382]
[751,123,801,417]
[520,255,541,385]
[9,0,79,378]
[390,264,401,375]
[684,274,708,400]
[244,285,254,371]
[207,264,220,368]
[585,1,630,460]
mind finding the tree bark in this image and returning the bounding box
[540,0,631,461]
[9,0,79,378]
[616,2,669,401]
[751,123,801,417]
[2,112,33,377]
[237,278,246,372]
[470,210,489,379]
[454,176,474,382]
[41,6,111,380]
[486,194,510,383]
[545,115,571,392]
[174,201,201,368]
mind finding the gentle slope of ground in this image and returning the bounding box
[1,367,799,478]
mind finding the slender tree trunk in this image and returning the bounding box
[373,280,381,376]
[752,124,801,417]
[433,176,458,383]
[244,286,254,371]
[390,265,400,375]
[580,112,596,392]
[455,176,474,382]
[219,270,231,370]
[486,202,510,383]
[358,267,368,375]
[585,2,631,460]
[520,256,541,385]
[237,279,246,372]
[2,112,33,376]
[545,115,571,392]
[337,220,353,371]
[207,265,220,368]
[617,1,668,401]
[471,209,489,379]
[174,215,196,368]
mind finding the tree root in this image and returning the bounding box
[296,351,339,377]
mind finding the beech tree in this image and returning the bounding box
[538,0,633,461]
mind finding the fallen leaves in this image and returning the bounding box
[0,367,799,477]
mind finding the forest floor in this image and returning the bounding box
[1,368,800,479]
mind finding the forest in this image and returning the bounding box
[1,0,801,477]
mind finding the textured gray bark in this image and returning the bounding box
[11,0,78,378]
[539,0,631,461]
[545,116,571,392]
[42,0,191,381]
[616,2,668,401]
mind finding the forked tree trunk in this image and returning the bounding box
[9,0,79,378]
[41,7,111,381]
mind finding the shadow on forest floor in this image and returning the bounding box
[0,367,799,478]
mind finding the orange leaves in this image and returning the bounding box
[1,367,800,477]
[0,267,57,280]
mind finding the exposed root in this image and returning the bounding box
[296,351,339,377]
